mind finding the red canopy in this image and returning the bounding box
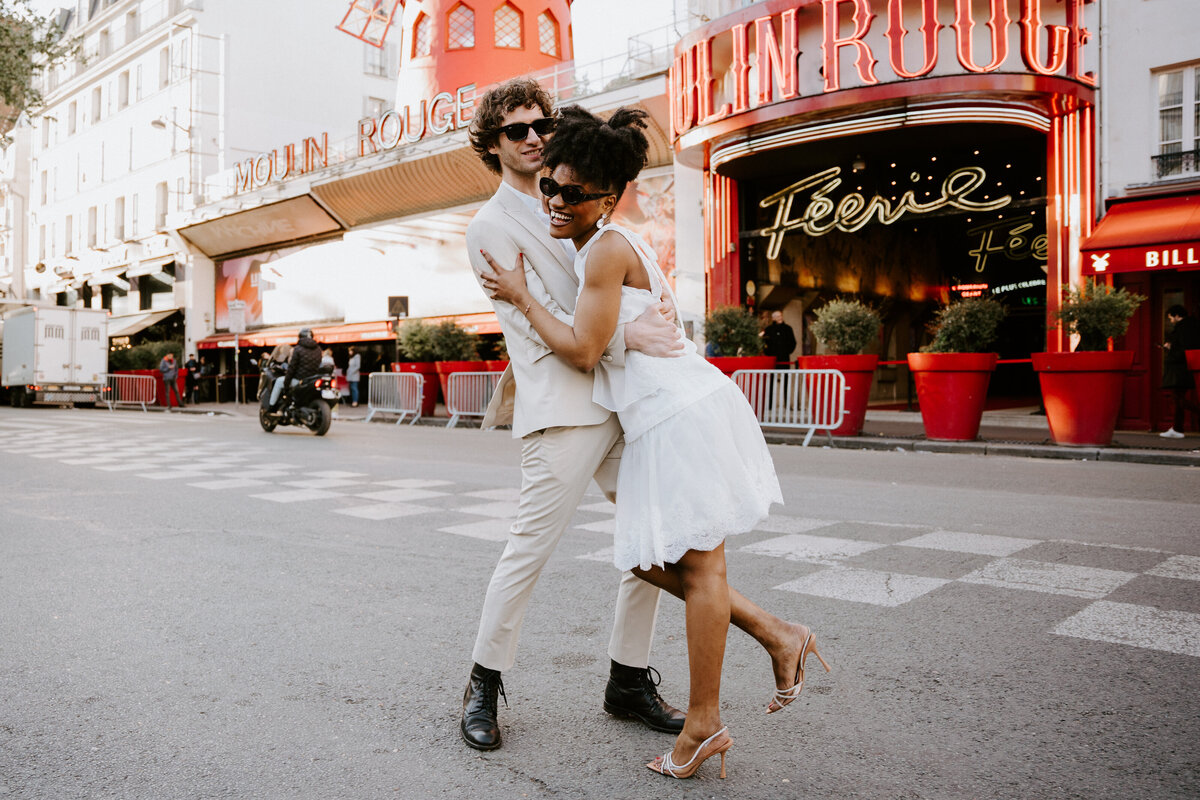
[1081,193,1200,275]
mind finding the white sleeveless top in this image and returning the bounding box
[576,224,731,442]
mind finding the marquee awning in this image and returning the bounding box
[1081,193,1200,275]
[107,309,180,338]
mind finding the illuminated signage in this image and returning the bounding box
[235,133,329,194]
[670,0,1095,140]
[358,84,476,157]
[757,165,1011,258]
[1084,245,1200,275]
[951,283,988,298]
[967,218,1048,273]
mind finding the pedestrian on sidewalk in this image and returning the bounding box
[1160,304,1200,438]
[761,310,797,368]
[346,347,361,407]
[159,352,184,410]
[184,353,200,404]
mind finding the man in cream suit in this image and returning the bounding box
[459,78,686,751]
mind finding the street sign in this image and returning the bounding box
[227,300,246,334]
[388,296,409,319]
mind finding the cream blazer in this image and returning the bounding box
[466,185,626,438]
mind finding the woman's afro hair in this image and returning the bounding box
[541,106,650,199]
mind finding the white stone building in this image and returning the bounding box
[10,0,398,349]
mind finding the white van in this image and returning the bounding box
[1,306,109,406]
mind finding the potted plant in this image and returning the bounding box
[394,320,439,416]
[430,319,483,404]
[703,305,774,375]
[799,299,881,436]
[1032,280,1144,446]
[907,298,1006,441]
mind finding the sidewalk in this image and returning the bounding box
[170,400,1200,467]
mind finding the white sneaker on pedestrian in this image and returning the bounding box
[1160,428,1184,438]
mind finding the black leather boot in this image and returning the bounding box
[603,660,686,734]
[460,663,506,751]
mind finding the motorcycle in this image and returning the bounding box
[258,359,338,436]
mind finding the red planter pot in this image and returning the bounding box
[798,354,878,436]
[1032,351,1135,446]
[435,360,484,405]
[486,360,510,372]
[705,355,776,376]
[391,362,439,416]
[906,352,998,441]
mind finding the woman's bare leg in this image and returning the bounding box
[667,544,730,761]
[632,562,814,700]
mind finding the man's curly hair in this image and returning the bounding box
[541,106,649,201]
[469,78,554,175]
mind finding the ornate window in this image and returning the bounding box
[1154,63,1200,178]
[447,3,475,50]
[413,12,432,58]
[494,3,522,49]
[537,11,558,57]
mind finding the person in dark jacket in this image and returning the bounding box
[269,329,322,409]
[1160,305,1200,438]
[761,310,797,368]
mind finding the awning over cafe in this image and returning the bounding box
[196,311,500,350]
[1081,193,1200,275]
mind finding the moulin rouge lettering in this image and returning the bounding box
[671,0,1095,138]
[757,165,1011,259]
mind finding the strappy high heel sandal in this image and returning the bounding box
[646,727,732,779]
[767,631,830,713]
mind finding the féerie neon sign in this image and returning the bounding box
[757,165,1011,258]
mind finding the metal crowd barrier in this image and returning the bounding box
[445,371,502,428]
[732,368,848,447]
[103,373,157,412]
[365,372,424,424]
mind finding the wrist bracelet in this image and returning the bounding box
[523,301,533,315]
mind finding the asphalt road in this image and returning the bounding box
[1,406,1197,800]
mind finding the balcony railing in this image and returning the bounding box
[1152,148,1200,179]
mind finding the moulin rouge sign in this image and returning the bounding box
[671,0,1095,139]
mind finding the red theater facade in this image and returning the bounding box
[671,0,1098,403]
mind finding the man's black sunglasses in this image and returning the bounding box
[497,117,557,141]
[539,177,612,205]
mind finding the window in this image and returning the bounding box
[114,197,125,241]
[135,65,142,101]
[125,9,138,44]
[447,3,475,50]
[364,42,392,76]
[39,226,46,260]
[364,96,388,118]
[159,47,169,88]
[118,71,129,109]
[41,117,50,149]
[68,100,77,135]
[99,28,110,59]
[1155,64,1200,178]
[65,215,73,254]
[494,3,522,49]
[91,86,102,122]
[538,11,559,57]
[88,206,97,247]
[130,193,138,238]
[155,181,168,229]
[39,171,47,205]
[413,13,432,57]
[177,177,185,211]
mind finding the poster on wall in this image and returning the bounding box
[215,246,303,330]
[613,171,676,291]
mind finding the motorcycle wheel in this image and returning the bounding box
[259,391,278,433]
[307,399,332,436]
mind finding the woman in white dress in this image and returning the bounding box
[479,106,829,780]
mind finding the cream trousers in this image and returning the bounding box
[471,416,662,672]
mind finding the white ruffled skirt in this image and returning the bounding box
[612,381,783,572]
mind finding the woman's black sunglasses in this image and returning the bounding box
[539,177,613,205]
[497,117,557,141]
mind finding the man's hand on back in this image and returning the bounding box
[625,302,685,358]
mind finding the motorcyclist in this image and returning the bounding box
[269,328,322,410]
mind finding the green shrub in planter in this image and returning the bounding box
[1055,280,1145,351]
[396,320,437,362]
[921,298,1006,354]
[429,320,481,361]
[810,299,881,355]
[703,305,763,357]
